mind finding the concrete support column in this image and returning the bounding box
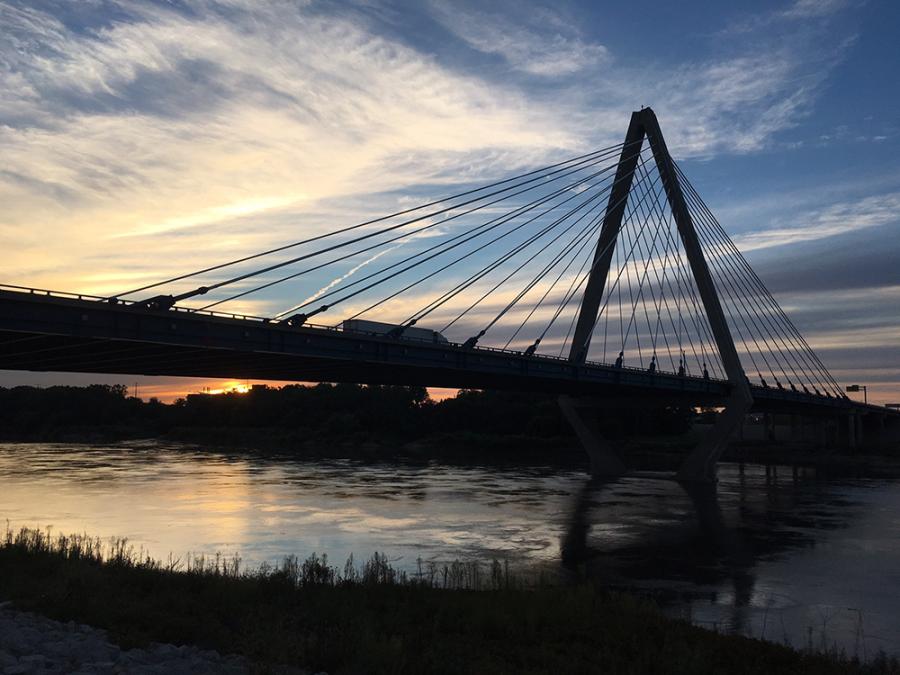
[558,396,626,478]
[790,415,801,443]
[847,414,858,451]
[677,390,753,483]
[813,418,829,449]
[763,413,775,443]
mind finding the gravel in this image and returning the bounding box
[0,601,314,674]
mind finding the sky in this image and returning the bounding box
[1,0,898,403]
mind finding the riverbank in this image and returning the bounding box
[1,527,896,675]
[0,603,258,674]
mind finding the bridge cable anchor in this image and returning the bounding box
[386,319,417,339]
[133,295,176,311]
[280,313,308,327]
[278,305,329,327]
[524,338,541,356]
[462,329,486,350]
[133,285,211,312]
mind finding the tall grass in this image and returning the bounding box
[3,524,521,591]
[2,524,898,675]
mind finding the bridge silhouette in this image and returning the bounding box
[1,108,896,481]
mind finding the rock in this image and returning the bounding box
[16,654,45,667]
[40,640,70,656]
[10,628,41,652]
[153,643,179,657]
[131,664,183,675]
[0,608,264,675]
[0,631,16,649]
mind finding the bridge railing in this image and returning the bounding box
[6,281,890,412]
[0,283,112,303]
[0,282,732,383]
[0,283,277,324]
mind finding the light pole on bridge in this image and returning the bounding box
[846,384,867,405]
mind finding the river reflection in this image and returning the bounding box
[560,468,900,657]
[1,442,898,657]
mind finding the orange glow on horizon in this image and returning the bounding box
[130,377,900,407]
[133,379,460,403]
[202,381,252,396]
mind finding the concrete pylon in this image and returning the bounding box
[561,107,752,483]
[558,395,626,477]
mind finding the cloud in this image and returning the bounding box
[0,0,855,303]
[427,1,608,76]
[0,0,576,293]
[734,192,900,251]
[781,0,851,19]
[721,0,852,34]
[1,0,882,400]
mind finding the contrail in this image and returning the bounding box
[277,218,447,318]
[291,244,401,311]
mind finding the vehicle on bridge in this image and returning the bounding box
[342,319,449,345]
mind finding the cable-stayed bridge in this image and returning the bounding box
[1,108,896,480]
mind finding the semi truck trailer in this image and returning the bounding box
[342,319,450,345]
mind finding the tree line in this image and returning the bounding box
[0,383,692,442]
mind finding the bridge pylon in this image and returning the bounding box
[563,107,753,483]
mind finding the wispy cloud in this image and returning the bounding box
[0,0,858,300]
[2,0,887,400]
[721,0,853,35]
[0,0,574,293]
[428,1,608,76]
[781,0,852,20]
[734,192,900,251]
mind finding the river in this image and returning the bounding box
[1,441,898,658]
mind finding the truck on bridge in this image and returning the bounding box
[342,319,449,345]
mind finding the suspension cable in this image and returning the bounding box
[114,140,640,300]
[198,143,636,312]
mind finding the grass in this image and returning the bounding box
[1,526,898,675]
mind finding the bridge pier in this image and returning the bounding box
[789,414,802,443]
[558,396,626,478]
[559,389,752,483]
[844,413,859,451]
[677,388,753,483]
[763,413,776,443]
[871,413,890,449]
[822,417,835,448]
[884,415,900,448]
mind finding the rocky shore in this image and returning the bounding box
[0,602,292,675]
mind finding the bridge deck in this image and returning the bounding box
[0,287,887,417]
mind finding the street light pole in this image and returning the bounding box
[846,384,867,404]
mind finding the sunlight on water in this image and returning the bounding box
[2,441,899,658]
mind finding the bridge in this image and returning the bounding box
[1,108,896,480]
